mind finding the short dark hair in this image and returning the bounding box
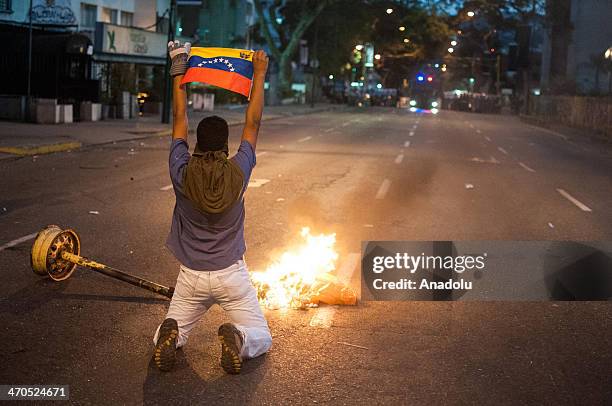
[195,115,229,153]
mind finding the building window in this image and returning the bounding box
[101,7,118,24]
[80,3,97,28]
[120,11,133,27]
[0,0,11,13]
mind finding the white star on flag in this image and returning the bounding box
[214,58,219,63]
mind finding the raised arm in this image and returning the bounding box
[167,40,191,141]
[241,50,269,149]
[172,75,188,140]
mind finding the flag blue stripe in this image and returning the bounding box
[188,56,253,80]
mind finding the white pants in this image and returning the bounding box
[153,260,272,359]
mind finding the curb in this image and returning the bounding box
[0,105,339,158]
[0,141,82,156]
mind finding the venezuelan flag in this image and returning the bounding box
[181,47,254,97]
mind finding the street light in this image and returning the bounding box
[448,47,454,53]
[403,38,410,43]
[451,40,457,46]
[386,8,393,14]
[467,11,475,17]
[374,54,381,60]
[328,74,334,80]
[399,26,405,31]
[355,44,364,51]
[605,47,612,59]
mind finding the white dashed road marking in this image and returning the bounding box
[497,147,509,155]
[298,136,312,143]
[519,162,536,173]
[556,189,592,212]
[309,253,360,328]
[395,154,404,164]
[485,136,492,142]
[324,127,335,133]
[409,131,415,136]
[0,232,38,252]
[248,178,271,188]
[404,140,411,148]
[376,179,391,200]
[160,184,173,191]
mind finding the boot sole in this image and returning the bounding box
[218,323,242,374]
[154,318,178,372]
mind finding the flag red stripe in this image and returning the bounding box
[181,68,252,97]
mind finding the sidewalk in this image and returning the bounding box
[0,103,337,159]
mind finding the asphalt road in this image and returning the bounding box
[1,108,611,405]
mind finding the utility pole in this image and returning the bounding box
[310,19,318,108]
[161,0,177,124]
[26,0,33,121]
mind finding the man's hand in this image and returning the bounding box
[168,40,191,77]
[252,50,269,77]
[241,50,268,149]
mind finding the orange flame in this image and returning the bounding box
[250,227,339,309]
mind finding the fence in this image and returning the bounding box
[527,96,612,138]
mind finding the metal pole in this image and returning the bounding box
[161,1,176,124]
[26,0,34,121]
[62,252,174,299]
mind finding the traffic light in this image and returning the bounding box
[427,75,433,82]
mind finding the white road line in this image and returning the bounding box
[375,179,391,200]
[404,140,411,148]
[309,305,338,328]
[519,162,536,173]
[258,151,268,156]
[0,232,38,252]
[298,136,312,143]
[476,129,482,134]
[324,127,335,133]
[497,146,509,155]
[160,184,173,191]
[341,121,350,127]
[485,136,492,142]
[408,131,415,136]
[556,189,592,212]
[394,154,404,164]
[527,125,569,141]
[309,253,360,328]
[248,178,271,188]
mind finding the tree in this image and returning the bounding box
[253,0,335,102]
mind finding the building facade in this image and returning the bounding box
[540,0,612,94]
[0,0,173,119]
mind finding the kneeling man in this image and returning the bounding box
[153,41,271,374]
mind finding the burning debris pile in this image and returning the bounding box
[250,227,357,309]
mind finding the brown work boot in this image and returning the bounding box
[218,323,243,374]
[153,318,178,372]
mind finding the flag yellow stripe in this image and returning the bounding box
[189,47,253,61]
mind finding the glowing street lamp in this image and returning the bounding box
[328,74,334,80]
[386,8,393,14]
[355,44,364,51]
[451,40,457,46]
[448,47,454,53]
[399,26,405,31]
[467,11,475,17]
[403,38,410,43]
[374,54,381,60]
